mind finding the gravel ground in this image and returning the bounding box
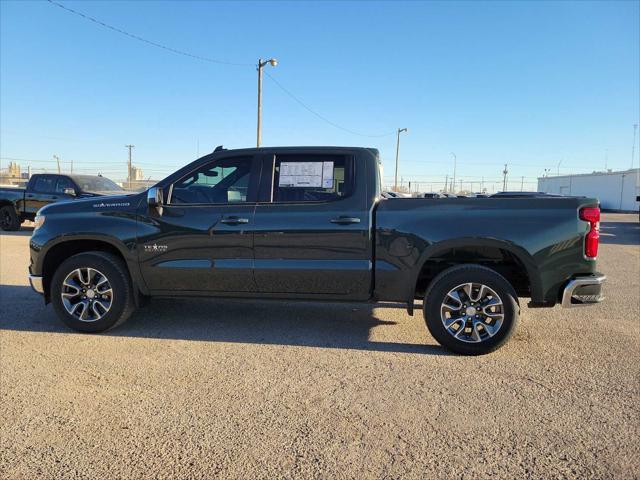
[1,213,638,479]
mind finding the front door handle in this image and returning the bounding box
[330,216,361,225]
[220,216,249,225]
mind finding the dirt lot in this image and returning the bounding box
[1,213,638,479]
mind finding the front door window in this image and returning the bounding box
[170,156,252,205]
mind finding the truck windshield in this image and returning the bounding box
[71,175,123,192]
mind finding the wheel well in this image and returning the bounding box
[42,240,127,299]
[415,247,530,299]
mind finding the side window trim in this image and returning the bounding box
[269,154,276,203]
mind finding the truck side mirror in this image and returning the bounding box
[147,187,164,214]
[63,188,76,196]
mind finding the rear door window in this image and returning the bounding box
[270,154,352,203]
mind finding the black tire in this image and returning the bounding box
[50,251,136,333]
[0,205,21,231]
[423,264,519,355]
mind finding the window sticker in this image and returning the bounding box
[279,161,334,188]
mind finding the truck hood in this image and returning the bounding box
[80,190,131,197]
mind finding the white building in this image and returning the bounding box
[537,169,639,211]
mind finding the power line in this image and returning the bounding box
[0,156,598,174]
[0,156,168,166]
[264,72,395,138]
[46,1,394,139]
[46,0,251,67]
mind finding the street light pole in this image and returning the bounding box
[256,58,278,148]
[451,152,457,193]
[394,128,408,191]
[502,163,508,191]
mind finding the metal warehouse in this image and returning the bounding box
[537,168,639,211]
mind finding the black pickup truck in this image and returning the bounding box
[0,173,124,231]
[28,146,606,354]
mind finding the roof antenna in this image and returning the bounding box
[214,145,225,152]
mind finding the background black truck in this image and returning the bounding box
[0,173,124,230]
[27,146,606,354]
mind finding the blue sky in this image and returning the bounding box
[1,0,638,191]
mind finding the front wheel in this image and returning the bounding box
[51,251,136,332]
[423,264,519,355]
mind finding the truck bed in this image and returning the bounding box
[373,196,598,306]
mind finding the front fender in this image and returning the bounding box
[29,206,147,296]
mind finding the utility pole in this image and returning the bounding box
[459,179,462,193]
[54,155,60,174]
[521,176,524,191]
[125,144,135,189]
[444,175,448,193]
[256,58,278,148]
[70,159,73,174]
[481,176,484,193]
[394,128,408,191]
[451,153,457,194]
[632,124,638,169]
[502,164,508,191]
[557,159,562,176]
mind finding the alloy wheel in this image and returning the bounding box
[61,268,113,322]
[440,282,504,343]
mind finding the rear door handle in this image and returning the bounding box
[330,216,361,225]
[220,216,249,225]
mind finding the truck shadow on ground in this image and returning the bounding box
[0,285,448,356]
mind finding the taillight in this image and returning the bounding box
[579,206,600,258]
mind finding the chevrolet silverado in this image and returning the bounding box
[27,146,606,354]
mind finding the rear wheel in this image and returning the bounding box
[424,264,519,355]
[51,252,136,332]
[0,206,20,231]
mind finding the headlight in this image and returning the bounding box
[34,215,45,230]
